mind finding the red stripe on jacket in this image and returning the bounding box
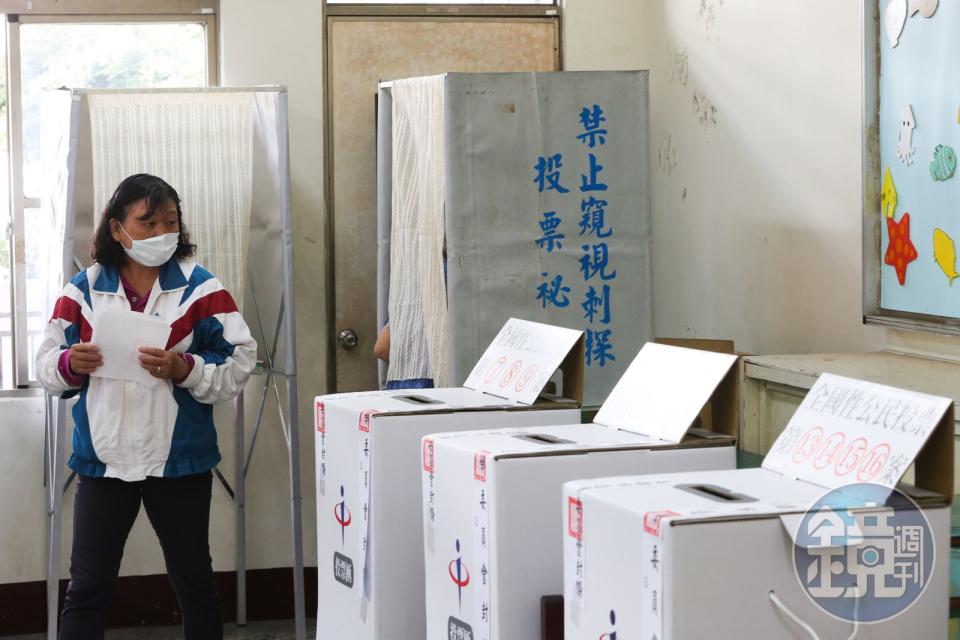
[166,290,239,350]
[51,296,93,343]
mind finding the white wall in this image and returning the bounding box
[217,0,326,572]
[1,396,48,583]
[561,0,960,357]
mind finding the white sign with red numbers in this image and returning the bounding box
[463,318,582,405]
[762,373,951,490]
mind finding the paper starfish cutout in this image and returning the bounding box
[885,212,918,286]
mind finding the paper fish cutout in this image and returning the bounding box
[897,104,916,166]
[933,228,959,284]
[886,0,908,47]
[930,144,956,181]
[885,212,918,285]
[909,0,938,18]
[881,167,897,218]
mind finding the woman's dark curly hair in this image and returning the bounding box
[91,173,196,269]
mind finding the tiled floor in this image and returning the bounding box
[5,619,316,640]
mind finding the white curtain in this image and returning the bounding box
[39,90,80,319]
[387,76,449,386]
[88,91,253,305]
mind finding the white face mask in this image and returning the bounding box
[120,224,179,267]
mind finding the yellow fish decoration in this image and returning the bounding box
[933,228,959,284]
[881,167,897,218]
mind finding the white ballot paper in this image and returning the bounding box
[90,308,172,387]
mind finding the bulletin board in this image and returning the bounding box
[864,0,960,334]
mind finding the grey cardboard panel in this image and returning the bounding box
[442,71,653,407]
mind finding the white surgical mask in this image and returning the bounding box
[120,224,179,267]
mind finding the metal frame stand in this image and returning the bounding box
[43,87,305,640]
[42,394,68,640]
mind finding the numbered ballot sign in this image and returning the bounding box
[762,373,952,491]
[463,318,583,405]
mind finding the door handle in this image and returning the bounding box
[338,328,359,350]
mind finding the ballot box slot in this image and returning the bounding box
[676,483,757,503]
[393,394,445,406]
[514,433,576,446]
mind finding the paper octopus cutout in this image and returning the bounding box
[897,104,916,166]
[885,212,918,286]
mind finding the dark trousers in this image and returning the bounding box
[59,471,223,640]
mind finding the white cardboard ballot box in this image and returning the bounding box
[421,342,742,640]
[315,319,584,640]
[564,373,955,640]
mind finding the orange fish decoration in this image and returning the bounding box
[885,212,918,285]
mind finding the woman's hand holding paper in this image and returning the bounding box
[69,343,103,375]
[138,347,190,380]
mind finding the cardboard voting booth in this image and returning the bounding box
[315,319,584,640]
[564,373,955,640]
[421,342,741,640]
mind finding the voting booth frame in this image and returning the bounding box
[40,87,308,640]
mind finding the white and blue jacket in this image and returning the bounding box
[36,259,257,481]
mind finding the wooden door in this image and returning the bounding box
[326,13,559,391]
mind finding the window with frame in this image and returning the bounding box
[1,10,216,389]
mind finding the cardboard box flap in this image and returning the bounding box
[593,342,738,443]
[654,337,735,354]
[762,373,954,498]
[462,318,584,405]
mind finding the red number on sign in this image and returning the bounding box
[515,365,538,392]
[792,427,824,464]
[485,357,508,384]
[834,437,867,477]
[857,444,891,482]
[812,432,846,470]
[500,360,523,388]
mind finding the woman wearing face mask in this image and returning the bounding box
[36,174,257,640]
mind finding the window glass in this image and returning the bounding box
[16,22,207,384]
